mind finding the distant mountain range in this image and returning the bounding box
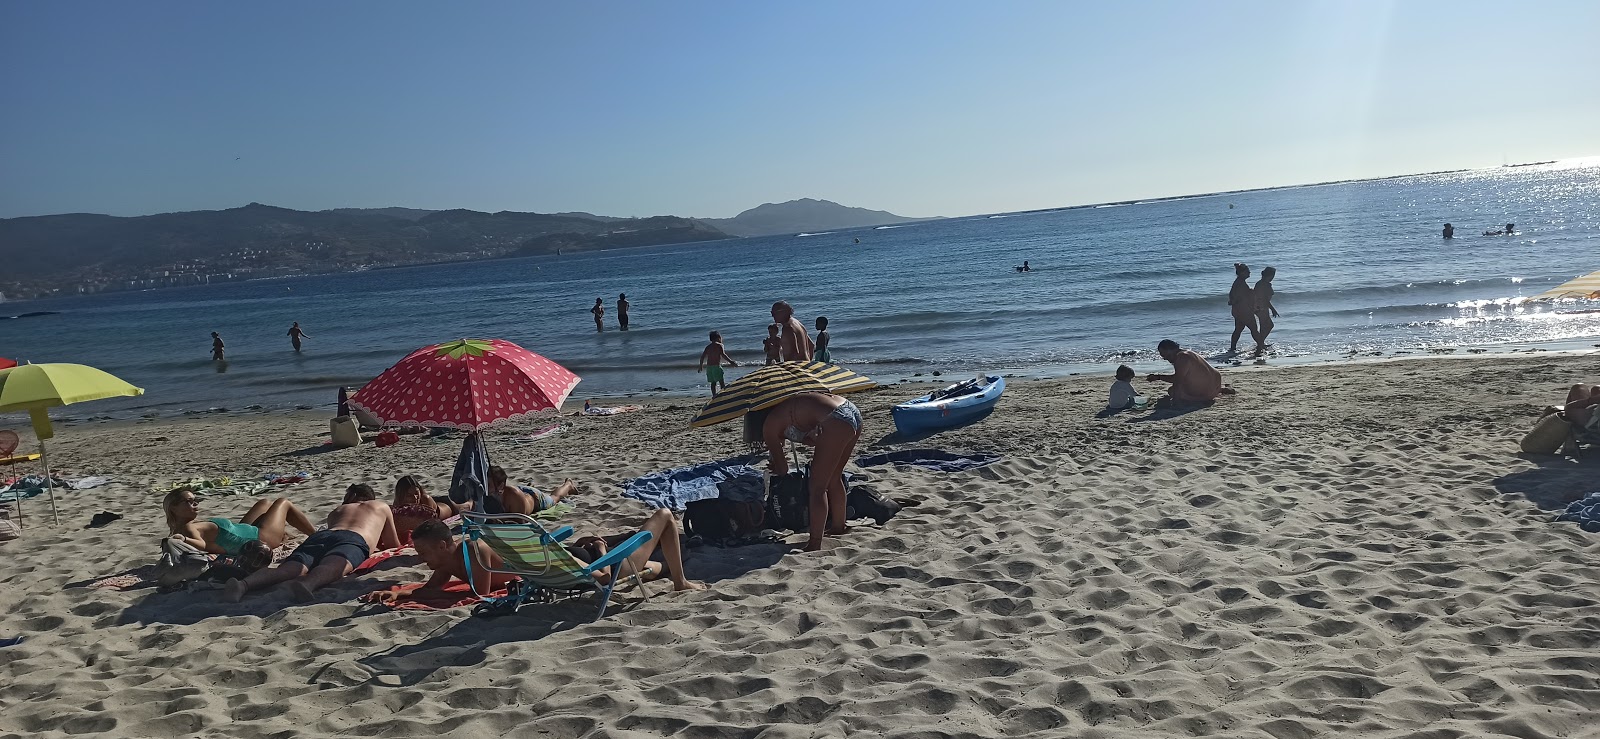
[0,198,929,298]
[330,198,933,237]
[698,198,931,237]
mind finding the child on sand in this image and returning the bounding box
[763,324,782,365]
[815,316,832,363]
[1107,364,1138,411]
[698,331,739,393]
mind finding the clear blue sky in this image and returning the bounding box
[2,1,1596,219]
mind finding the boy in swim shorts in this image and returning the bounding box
[698,331,739,393]
[224,484,399,603]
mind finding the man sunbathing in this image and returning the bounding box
[1147,339,1228,403]
[224,484,399,603]
[365,518,518,605]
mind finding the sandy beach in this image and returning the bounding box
[2,353,1598,738]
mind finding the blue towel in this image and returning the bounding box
[854,449,1002,472]
[623,459,764,511]
[1555,492,1600,533]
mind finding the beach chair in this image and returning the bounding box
[459,511,653,621]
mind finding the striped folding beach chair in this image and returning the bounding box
[459,511,653,621]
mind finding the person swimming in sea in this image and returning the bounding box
[1016,261,1031,272]
[1442,223,1454,239]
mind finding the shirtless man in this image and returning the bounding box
[1147,339,1225,404]
[364,518,519,604]
[224,483,399,603]
[771,301,814,362]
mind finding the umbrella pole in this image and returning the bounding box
[43,441,59,526]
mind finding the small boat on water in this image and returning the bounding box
[892,374,1005,435]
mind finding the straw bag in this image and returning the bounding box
[1520,413,1571,454]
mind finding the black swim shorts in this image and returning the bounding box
[286,529,371,570]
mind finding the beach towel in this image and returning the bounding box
[352,546,414,573]
[264,471,312,485]
[68,476,112,490]
[167,477,270,497]
[622,459,764,511]
[0,475,69,502]
[358,580,508,610]
[582,404,644,416]
[1555,492,1600,533]
[854,449,1003,472]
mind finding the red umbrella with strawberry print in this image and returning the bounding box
[350,339,580,512]
[349,338,580,431]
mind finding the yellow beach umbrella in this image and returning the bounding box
[1533,269,1600,301]
[691,361,875,428]
[0,363,144,526]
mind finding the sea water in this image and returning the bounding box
[3,161,1598,418]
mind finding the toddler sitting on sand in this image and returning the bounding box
[1107,364,1138,411]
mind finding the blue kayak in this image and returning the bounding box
[892,375,1005,435]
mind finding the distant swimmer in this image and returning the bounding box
[1483,223,1515,236]
[853,238,860,244]
[591,298,605,332]
[1016,261,1031,273]
[210,332,225,361]
[287,322,310,352]
[1442,223,1454,239]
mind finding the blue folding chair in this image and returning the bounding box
[459,511,653,621]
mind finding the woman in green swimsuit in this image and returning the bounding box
[162,488,317,555]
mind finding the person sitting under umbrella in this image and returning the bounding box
[758,391,864,552]
[391,475,465,543]
[163,488,317,558]
[488,465,576,516]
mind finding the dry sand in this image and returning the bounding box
[2,354,1598,738]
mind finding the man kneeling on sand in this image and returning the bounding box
[1147,339,1231,404]
[225,484,399,603]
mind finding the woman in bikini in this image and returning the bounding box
[163,488,316,557]
[392,475,466,543]
[488,465,576,516]
[759,391,864,552]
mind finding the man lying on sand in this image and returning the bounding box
[225,484,399,603]
[1147,339,1230,403]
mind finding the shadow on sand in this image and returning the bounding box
[1492,454,1600,511]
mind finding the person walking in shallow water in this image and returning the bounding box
[287,322,310,352]
[1253,267,1279,353]
[616,293,630,331]
[591,298,605,332]
[1227,263,1260,354]
[210,332,225,361]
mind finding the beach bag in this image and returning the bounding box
[847,486,901,525]
[1520,414,1571,454]
[204,540,272,582]
[683,499,737,542]
[766,471,811,533]
[155,537,214,588]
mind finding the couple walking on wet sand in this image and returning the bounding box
[1228,263,1279,355]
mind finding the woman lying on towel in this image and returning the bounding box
[391,475,465,543]
[487,465,575,516]
[163,488,317,557]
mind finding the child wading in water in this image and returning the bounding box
[814,316,832,363]
[697,331,739,393]
[763,324,782,365]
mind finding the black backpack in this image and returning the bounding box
[765,470,814,533]
[683,499,737,542]
[846,485,901,525]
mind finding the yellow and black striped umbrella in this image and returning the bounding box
[690,361,876,428]
[1534,269,1600,301]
